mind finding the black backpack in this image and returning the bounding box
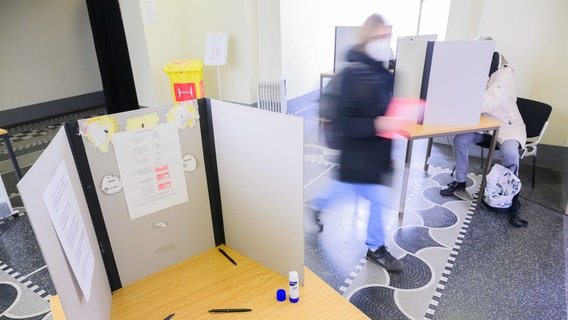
[318,62,367,150]
[319,73,343,149]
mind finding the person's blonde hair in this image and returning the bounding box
[355,14,386,51]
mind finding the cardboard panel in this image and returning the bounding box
[210,100,305,284]
[17,127,112,320]
[77,105,215,286]
[420,40,495,126]
[393,34,437,99]
[334,26,360,73]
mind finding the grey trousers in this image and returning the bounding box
[453,133,520,183]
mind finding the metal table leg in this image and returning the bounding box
[398,139,414,220]
[1,133,23,180]
[477,128,500,205]
[424,137,433,172]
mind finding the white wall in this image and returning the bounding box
[446,0,568,146]
[0,0,102,111]
[280,0,419,99]
[120,0,157,108]
[445,0,484,41]
[122,0,271,107]
[124,0,193,107]
[123,0,418,107]
[257,0,283,80]
[3,0,566,147]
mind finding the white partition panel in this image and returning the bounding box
[393,34,437,99]
[421,40,495,126]
[334,26,360,73]
[78,105,216,286]
[18,127,111,320]
[210,100,305,283]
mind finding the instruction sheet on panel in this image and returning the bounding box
[112,122,188,220]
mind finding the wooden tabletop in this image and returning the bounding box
[0,128,7,135]
[50,245,368,319]
[397,115,501,139]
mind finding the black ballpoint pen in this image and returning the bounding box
[209,308,252,313]
[218,248,237,265]
[164,313,175,320]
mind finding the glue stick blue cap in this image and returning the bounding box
[276,289,286,302]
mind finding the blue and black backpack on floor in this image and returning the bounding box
[483,163,527,227]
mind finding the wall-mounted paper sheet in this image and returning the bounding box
[204,33,229,66]
[42,162,95,301]
[142,0,157,24]
[111,123,188,220]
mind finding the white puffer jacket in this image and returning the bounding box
[482,61,527,147]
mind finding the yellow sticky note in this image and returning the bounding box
[81,116,119,154]
[166,102,199,129]
[125,113,160,131]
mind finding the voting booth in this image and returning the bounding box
[18,99,305,320]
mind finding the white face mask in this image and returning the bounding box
[365,39,391,63]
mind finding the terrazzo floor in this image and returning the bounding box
[294,93,567,319]
[304,158,483,319]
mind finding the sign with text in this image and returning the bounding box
[204,33,229,66]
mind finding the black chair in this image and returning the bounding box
[477,97,552,188]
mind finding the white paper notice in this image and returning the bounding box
[142,0,157,24]
[204,33,229,66]
[112,123,188,220]
[42,162,95,301]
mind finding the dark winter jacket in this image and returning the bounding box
[336,48,394,185]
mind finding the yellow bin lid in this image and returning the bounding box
[164,60,204,73]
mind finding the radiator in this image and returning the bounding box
[257,79,287,114]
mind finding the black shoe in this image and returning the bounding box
[315,212,323,232]
[440,181,466,196]
[305,205,324,232]
[366,246,403,273]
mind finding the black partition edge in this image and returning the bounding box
[197,98,225,246]
[419,41,435,101]
[418,41,435,124]
[64,122,122,291]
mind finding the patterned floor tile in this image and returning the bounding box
[338,167,481,319]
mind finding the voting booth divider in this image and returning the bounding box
[17,99,305,320]
[393,34,438,100]
[392,39,495,126]
[333,33,494,127]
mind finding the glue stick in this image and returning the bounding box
[289,271,299,303]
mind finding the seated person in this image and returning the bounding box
[440,51,527,195]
